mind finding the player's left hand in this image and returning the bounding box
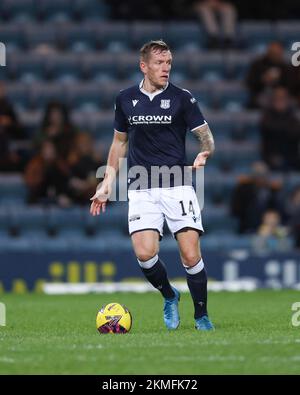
[190,151,210,169]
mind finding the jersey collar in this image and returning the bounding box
[139,80,169,101]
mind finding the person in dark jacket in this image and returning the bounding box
[246,42,293,108]
[260,86,300,171]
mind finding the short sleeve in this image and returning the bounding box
[114,93,128,133]
[181,89,206,131]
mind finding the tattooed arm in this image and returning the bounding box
[190,123,215,168]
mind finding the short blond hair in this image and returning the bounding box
[140,40,170,62]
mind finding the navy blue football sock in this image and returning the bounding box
[185,259,208,319]
[138,255,175,299]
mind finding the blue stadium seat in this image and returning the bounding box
[25,25,57,51]
[204,174,237,204]
[86,113,114,138]
[48,56,83,82]
[130,22,164,49]
[276,22,300,49]
[93,22,130,51]
[100,85,120,110]
[36,0,73,22]
[0,176,28,204]
[188,54,225,81]
[67,84,103,112]
[59,24,96,52]
[30,83,67,110]
[225,53,255,80]
[212,141,260,172]
[45,207,85,235]
[183,85,212,110]
[84,54,117,82]
[0,25,25,51]
[115,54,139,81]
[72,0,110,21]
[203,205,238,233]
[11,56,46,83]
[7,206,46,234]
[18,110,42,137]
[169,52,190,81]
[202,234,252,250]
[164,23,204,50]
[6,84,30,110]
[212,82,248,110]
[83,202,128,235]
[2,0,36,22]
[240,21,275,52]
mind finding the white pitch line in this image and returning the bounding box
[0,357,15,363]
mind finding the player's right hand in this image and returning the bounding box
[90,181,112,216]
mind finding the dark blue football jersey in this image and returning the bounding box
[114,81,206,188]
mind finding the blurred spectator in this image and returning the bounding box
[193,0,237,49]
[252,209,291,253]
[24,140,72,207]
[0,82,24,140]
[231,161,284,233]
[246,42,293,108]
[260,87,300,171]
[286,186,300,249]
[290,64,300,106]
[67,132,104,205]
[0,83,25,172]
[36,101,77,161]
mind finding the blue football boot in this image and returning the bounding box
[195,315,215,331]
[163,287,180,330]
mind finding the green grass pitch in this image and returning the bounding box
[0,290,300,374]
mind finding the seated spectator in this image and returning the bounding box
[260,87,300,171]
[0,82,24,140]
[0,103,25,172]
[290,63,300,106]
[246,42,294,108]
[286,186,300,249]
[24,140,72,207]
[35,101,77,162]
[231,161,284,234]
[193,0,237,49]
[252,209,291,253]
[67,132,104,205]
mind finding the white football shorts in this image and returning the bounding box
[128,186,204,239]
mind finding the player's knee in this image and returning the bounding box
[181,252,201,267]
[136,249,158,263]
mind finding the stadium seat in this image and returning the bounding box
[240,21,275,52]
[30,83,66,110]
[47,55,83,82]
[24,25,57,51]
[83,202,128,235]
[212,82,248,110]
[202,205,238,233]
[225,53,255,80]
[10,56,46,83]
[130,22,164,49]
[188,53,225,81]
[58,24,97,52]
[92,22,130,51]
[0,25,25,51]
[276,22,300,49]
[6,83,30,110]
[36,0,73,22]
[2,0,36,22]
[83,54,117,82]
[72,0,110,21]
[0,175,28,205]
[164,23,204,50]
